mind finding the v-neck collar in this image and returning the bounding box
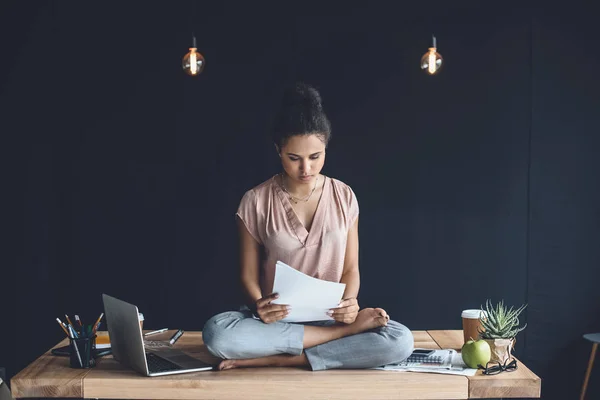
[274,175,329,247]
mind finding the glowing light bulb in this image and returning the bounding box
[182,36,205,76]
[190,50,198,74]
[420,35,443,75]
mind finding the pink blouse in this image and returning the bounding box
[236,175,359,296]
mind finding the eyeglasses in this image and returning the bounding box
[478,358,518,375]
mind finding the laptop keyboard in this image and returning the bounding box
[146,352,182,373]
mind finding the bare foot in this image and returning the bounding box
[218,359,238,370]
[217,354,309,371]
[348,308,389,335]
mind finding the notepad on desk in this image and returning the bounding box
[96,333,111,349]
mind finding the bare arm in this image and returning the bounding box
[340,216,360,299]
[330,216,361,323]
[237,217,263,305]
[238,217,290,323]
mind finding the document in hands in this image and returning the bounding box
[271,260,346,323]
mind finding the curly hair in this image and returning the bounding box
[272,82,332,149]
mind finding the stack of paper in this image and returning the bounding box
[271,261,346,323]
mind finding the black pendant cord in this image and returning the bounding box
[190,0,196,45]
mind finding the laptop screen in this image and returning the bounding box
[102,294,149,375]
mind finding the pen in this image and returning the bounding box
[144,328,168,337]
[68,325,83,367]
[69,324,79,338]
[169,329,184,345]
[74,315,82,329]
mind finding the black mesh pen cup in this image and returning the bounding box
[69,335,97,368]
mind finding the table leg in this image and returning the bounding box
[580,342,598,400]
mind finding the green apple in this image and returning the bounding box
[461,339,491,369]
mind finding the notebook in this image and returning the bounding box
[95,334,111,349]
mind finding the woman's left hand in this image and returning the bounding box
[329,298,360,324]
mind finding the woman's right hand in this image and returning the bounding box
[255,293,290,323]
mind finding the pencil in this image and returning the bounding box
[65,314,74,327]
[56,318,69,336]
[92,312,104,333]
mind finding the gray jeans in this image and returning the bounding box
[202,308,414,371]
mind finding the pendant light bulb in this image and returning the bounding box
[182,36,205,76]
[420,35,443,75]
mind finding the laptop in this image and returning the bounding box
[102,294,213,376]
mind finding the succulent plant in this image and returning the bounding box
[478,299,527,340]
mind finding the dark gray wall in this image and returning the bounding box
[1,3,598,399]
[527,8,600,398]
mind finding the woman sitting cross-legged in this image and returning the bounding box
[202,82,414,371]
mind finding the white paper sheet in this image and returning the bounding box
[271,260,346,322]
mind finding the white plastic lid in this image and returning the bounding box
[462,309,485,319]
[138,313,144,321]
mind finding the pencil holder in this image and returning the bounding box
[69,335,97,368]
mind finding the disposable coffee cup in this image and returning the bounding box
[461,309,485,344]
[138,313,144,330]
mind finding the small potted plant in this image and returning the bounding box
[478,299,527,364]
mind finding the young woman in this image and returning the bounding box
[203,83,413,371]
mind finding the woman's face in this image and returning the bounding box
[278,134,327,186]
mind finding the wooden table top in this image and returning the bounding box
[11,330,540,400]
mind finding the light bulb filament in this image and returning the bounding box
[190,48,198,75]
[428,48,436,74]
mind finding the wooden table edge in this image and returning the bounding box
[12,330,542,399]
[11,346,93,398]
[427,330,541,399]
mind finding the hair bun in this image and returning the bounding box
[282,82,323,111]
[272,81,331,147]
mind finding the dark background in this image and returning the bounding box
[1,2,599,399]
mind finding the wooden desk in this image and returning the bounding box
[11,330,541,400]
